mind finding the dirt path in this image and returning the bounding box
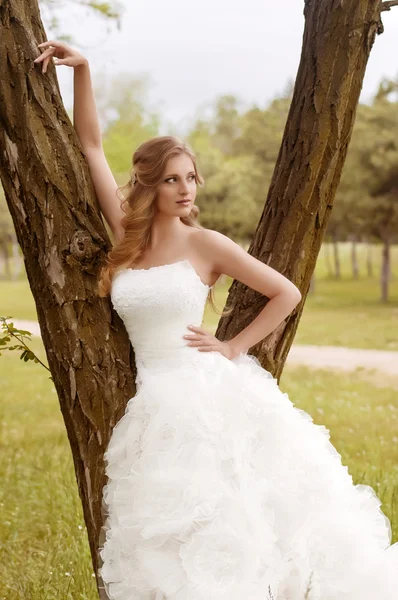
[8,319,398,375]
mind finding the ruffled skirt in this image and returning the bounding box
[98,352,398,599]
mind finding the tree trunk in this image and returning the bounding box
[380,237,391,302]
[309,272,316,295]
[366,239,373,277]
[11,234,23,280]
[0,0,136,588]
[217,0,383,379]
[332,233,341,280]
[351,235,359,279]
[324,240,333,277]
[1,238,11,279]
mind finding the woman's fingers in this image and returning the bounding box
[187,325,208,335]
[198,346,218,352]
[35,48,56,73]
[34,47,55,64]
[187,336,215,347]
[38,40,65,50]
[53,58,71,66]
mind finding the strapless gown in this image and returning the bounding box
[98,259,398,600]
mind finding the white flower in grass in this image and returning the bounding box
[65,572,71,577]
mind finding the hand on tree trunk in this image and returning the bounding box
[34,40,87,73]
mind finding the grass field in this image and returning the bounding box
[1,337,398,599]
[1,243,398,350]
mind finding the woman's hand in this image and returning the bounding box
[183,325,240,360]
[34,41,87,73]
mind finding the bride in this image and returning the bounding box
[35,42,398,600]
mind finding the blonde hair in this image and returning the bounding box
[97,135,229,315]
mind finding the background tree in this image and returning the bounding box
[328,78,398,296]
[40,0,123,39]
[0,191,22,280]
[97,73,161,180]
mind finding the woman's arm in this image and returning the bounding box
[183,229,302,359]
[35,41,125,244]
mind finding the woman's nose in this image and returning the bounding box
[179,182,190,194]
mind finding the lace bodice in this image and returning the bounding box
[110,260,212,371]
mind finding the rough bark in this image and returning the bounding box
[217,0,384,379]
[0,0,136,586]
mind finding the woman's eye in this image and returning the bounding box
[165,175,195,183]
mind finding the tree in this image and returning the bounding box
[353,82,398,301]
[40,0,123,39]
[216,0,396,378]
[196,154,266,240]
[0,0,397,595]
[0,191,22,280]
[0,0,135,588]
[98,73,161,180]
[211,95,242,156]
[328,78,398,296]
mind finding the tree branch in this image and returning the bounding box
[381,1,398,11]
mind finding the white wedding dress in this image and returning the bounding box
[98,259,398,600]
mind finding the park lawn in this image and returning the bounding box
[0,338,397,599]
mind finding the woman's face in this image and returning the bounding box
[156,153,197,217]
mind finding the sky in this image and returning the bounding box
[55,0,398,132]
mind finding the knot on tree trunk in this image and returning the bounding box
[67,230,102,272]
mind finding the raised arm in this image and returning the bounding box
[35,41,125,244]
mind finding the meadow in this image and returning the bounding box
[0,242,397,598]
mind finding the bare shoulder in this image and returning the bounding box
[190,227,301,301]
[190,227,249,271]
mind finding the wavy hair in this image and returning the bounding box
[97,135,230,315]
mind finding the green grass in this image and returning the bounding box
[0,279,39,322]
[1,338,397,598]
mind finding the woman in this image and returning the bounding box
[35,41,398,600]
